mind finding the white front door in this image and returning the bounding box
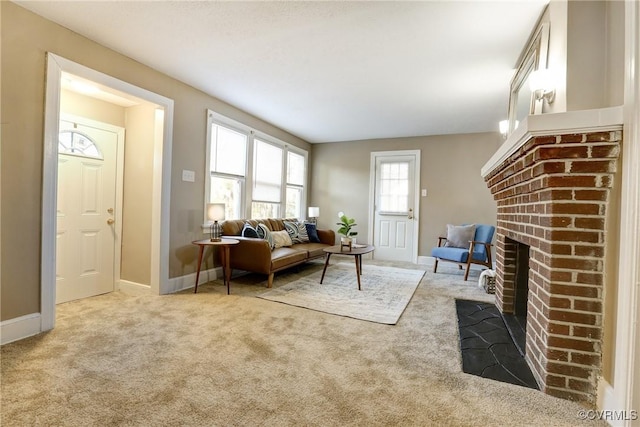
[371,152,419,262]
[56,118,121,304]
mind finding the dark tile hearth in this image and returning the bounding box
[455,299,538,390]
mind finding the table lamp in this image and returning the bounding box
[308,206,319,224]
[207,203,225,242]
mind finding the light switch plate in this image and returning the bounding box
[182,170,195,182]
[421,189,427,197]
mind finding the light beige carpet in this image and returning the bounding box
[258,262,424,324]
[1,260,606,426]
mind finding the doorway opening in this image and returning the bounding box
[42,53,174,330]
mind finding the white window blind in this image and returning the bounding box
[210,124,246,176]
[253,139,282,203]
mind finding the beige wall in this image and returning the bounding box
[0,2,310,321]
[567,0,607,111]
[120,104,156,285]
[61,89,126,128]
[604,0,625,107]
[310,133,500,258]
[541,0,624,114]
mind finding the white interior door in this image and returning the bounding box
[56,118,120,304]
[372,152,419,262]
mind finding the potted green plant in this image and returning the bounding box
[336,212,358,245]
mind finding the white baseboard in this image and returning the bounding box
[117,280,151,296]
[1,313,42,345]
[417,256,433,265]
[166,267,221,294]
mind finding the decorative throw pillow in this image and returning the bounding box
[445,224,476,249]
[271,230,293,248]
[256,223,275,250]
[241,222,259,238]
[283,221,309,243]
[305,223,321,243]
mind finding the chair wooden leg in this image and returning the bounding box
[464,259,472,281]
[433,258,439,273]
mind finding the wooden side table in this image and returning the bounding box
[192,238,239,295]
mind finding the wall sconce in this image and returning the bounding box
[207,203,225,241]
[498,120,519,139]
[499,120,509,138]
[529,69,555,104]
[308,206,320,224]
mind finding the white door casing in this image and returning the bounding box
[56,117,123,304]
[369,151,420,263]
[42,53,174,332]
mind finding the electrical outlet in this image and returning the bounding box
[182,170,195,182]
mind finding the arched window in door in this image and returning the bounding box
[58,130,103,159]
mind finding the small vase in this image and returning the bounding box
[340,236,352,252]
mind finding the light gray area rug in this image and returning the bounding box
[257,262,425,324]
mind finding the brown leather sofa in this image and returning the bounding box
[222,218,336,288]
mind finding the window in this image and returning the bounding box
[286,151,305,218]
[208,122,247,220]
[379,162,409,213]
[252,140,282,219]
[59,130,103,159]
[205,110,307,223]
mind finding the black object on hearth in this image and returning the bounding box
[455,299,539,389]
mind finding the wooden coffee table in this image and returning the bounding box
[320,244,375,290]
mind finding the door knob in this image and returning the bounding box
[107,218,115,225]
[107,208,114,214]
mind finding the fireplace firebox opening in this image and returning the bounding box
[502,238,530,356]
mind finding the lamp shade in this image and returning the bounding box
[308,206,320,218]
[207,203,226,222]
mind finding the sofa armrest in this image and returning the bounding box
[227,237,272,274]
[317,229,336,246]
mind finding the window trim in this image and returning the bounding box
[203,109,308,226]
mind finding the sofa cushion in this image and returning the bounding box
[284,220,309,243]
[256,223,275,249]
[242,222,259,238]
[305,223,321,243]
[222,219,245,236]
[431,246,470,263]
[294,242,329,258]
[444,224,476,248]
[272,230,293,248]
[271,247,307,270]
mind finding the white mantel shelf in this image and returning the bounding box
[481,106,624,178]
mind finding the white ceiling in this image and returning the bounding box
[17,0,548,143]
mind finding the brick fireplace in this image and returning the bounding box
[483,117,622,404]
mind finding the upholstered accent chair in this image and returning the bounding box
[431,224,495,281]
